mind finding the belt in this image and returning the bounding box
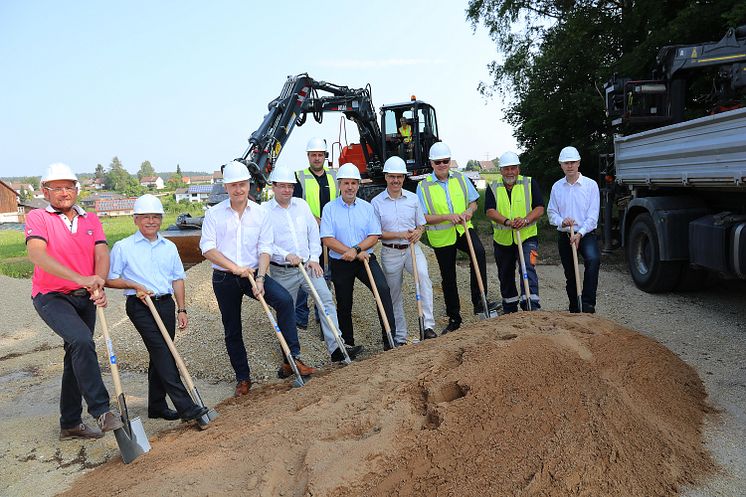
[270,261,296,269]
[382,243,410,250]
[68,288,89,297]
[127,293,172,301]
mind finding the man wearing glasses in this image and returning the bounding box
[25,163,123,440]
[417,143,499,334]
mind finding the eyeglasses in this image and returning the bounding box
[432,159,450,165]
[44,186,77,193]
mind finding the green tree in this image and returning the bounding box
[465,160,481,171]
[94,163,105,180]
[466,0,745,188]
[137,160,156,180]
[168,164,186,189]
[105,156,139,192]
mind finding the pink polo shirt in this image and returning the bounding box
[25,206,107,297]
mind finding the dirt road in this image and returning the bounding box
[1,257,744,496]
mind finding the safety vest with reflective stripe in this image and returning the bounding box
[489,175,537,246]
[419,172,473,248]
[297,168,337,218]
[399,124,412,143]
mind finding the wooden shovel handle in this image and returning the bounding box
[362,258,395,349]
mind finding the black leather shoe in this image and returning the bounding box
[441,319,461,334]
[181,405,209,422]
[423,328,438,339]
[474,300,500,316]
[331,345,362,362]
[582,304,596,314]
[148,408,180,420]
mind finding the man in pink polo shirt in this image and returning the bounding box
[26,163,123,441]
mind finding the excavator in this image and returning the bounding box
[166,73,442,265]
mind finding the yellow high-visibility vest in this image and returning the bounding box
[418,172,473,248]
[297,168,337,218]
[399,124,412,143]
[489,175,537,246]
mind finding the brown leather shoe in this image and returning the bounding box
[97,410,124,432]
[59,422,104,440]
[279,358,316,378]
[234,380,251,397]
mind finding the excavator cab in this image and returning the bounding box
[381,100,439,176]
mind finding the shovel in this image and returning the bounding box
[143,295,218,428]
[95,298,151,464]
[362,257,396,350]
[297,263,351,365]
[462,219,496,319]
[515,229,532,311]
[245,272,305,388]
[409,244,426,342]
[570,225,583,312]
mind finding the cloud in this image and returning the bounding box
[315,58,445,69]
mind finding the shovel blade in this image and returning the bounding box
[114,417,150,464]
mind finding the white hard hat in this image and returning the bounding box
[558,146,581,162]
[41,162,78,185]
[383,156,407,174]
[499,151,520,168]
[222,161,251,184]
[306,137,327,153]
[134,194,164,214]
[269,166,297,184]
[429,142,451,161]
[336,163,362,180]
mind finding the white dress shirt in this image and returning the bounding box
[199,198,273,270]
[371,188,426,245]
[547,173,600,236]
[264,197,322,264]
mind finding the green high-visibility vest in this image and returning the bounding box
[418,171,473,248]
[489,175,537,246]
[297,168,337,218]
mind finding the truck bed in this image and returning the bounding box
[614,107,746,188]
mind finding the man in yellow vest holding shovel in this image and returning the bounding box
[485,152,545,313]
[417,142,499,333]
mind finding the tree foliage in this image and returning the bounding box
[94,163,105,180]
[467,0,745,188]
[465,160,482,171]
[137,160,156,180]
[104,156,144,195]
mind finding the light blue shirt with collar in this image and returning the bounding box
[109,230,186,296]
[320,195,382,259]
[416,171,480,213]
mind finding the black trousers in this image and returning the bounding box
[432,228,489,323]
[329,254,397,348]
[125,296,197,414]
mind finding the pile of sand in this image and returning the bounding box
[62,312,714,497]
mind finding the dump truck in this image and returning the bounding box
[601,27,746,292]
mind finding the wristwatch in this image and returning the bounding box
[256,274,266,281]
[352,245,362,254]
[503,218,510,226]
[177,308,187,314]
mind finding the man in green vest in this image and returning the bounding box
[399,116,413,160]
[417,142,499,334]
[292,137,337,330]
[485,152,545,313]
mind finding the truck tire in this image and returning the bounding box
[626,213,682,293]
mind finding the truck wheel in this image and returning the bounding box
[626,213,682,293]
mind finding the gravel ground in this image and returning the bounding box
[1,240,744,496]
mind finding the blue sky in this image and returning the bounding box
[0,0,516,178]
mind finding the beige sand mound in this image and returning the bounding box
[61,313,714,497]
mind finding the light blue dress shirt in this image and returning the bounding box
[416,171,480,213]
[320,196,381,259]
[109,230,186,296]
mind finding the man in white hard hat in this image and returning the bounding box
[417,142,499,333]
[26,163,123,440]
[265,166,363,362]
[485,152,545,313]
[547,146,601,313]
[320,163,397,350]
[200,161,315,397]
[372,156,437,342]
[106,194,209,422]
[292,137,337,330]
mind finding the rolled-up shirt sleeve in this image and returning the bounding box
[257,212,274,256]
[305,204,322,262]
[368,206,382,236]
[199,209,217,254]
[547,184,563,228]
[320,204,334,239]
[579,181,600,236]
[108,242,124,279]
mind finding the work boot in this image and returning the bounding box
[148,408,179,420]
[331,344,363,361]
[568,304,580,313]
[423,328,437,340]
[234,379,251,397]
[181,405,210,422]
[441,319,461,334]
[474,300,500,316]
[582,304,596,314]
[59,422,104,441]
[97,410,124,432]
[278,358,316,378]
